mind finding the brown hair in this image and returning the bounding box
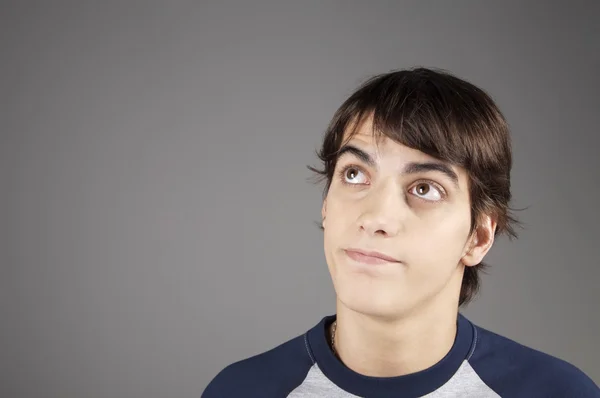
[309,67,520,306]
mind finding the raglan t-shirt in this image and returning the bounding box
[202,313,600,397]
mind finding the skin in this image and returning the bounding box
[321,114,497,377]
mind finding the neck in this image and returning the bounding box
[333,299,459,377]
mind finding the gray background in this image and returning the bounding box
[1,1,599,397]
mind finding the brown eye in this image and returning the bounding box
[340,166,367,185]
[416,183,430,195]
[410,182,443,201]
[346,168,359,180]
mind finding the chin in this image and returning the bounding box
[339,294,411,320]
[334,276,415,319]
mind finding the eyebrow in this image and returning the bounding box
[337,144,460,188]
[337,145,376,166]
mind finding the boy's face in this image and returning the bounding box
[322,116,495,318]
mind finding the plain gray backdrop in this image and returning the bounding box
[2,1,599,397]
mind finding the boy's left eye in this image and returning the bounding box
[410,182,443,201]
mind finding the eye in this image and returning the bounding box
[340,165,368,185]
[410,182,444,202]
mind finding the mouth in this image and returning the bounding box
[343,248,401,265]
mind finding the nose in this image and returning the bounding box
[356,178,405,238]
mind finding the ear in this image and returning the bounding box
[321,198,327,228]
[462,215,497,267]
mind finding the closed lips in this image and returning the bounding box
[344,249,400,263]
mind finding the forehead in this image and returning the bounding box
[341,114,447,164]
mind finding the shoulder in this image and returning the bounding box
[469,323,600,397]
[201,332,314,398]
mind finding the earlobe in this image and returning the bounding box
[462,216,497,267]
[461,234,479,267]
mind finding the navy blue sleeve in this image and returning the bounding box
[560,365,600,397]
[469,326,600,397]
[201,334,314,398]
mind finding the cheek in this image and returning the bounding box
[322,196,357,270]
[323,194,356,232]
[406,209,471,264]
